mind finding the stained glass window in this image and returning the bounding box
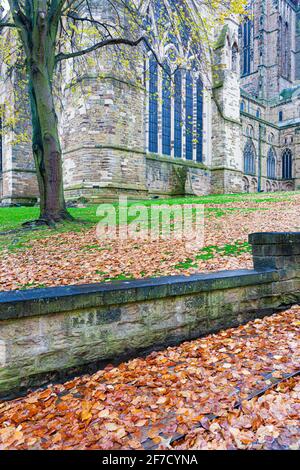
[280,18,291,80]
[244,139,256,175]
[162,65,171,155]
[196,78,203,162]
[185,71,193,160]
[148,57,158,153]
[147,62,203,161]
[174,69,182,158]
[267,147,276,179]
[242,19,252,76]
[282,149,292,179]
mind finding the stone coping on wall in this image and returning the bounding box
[63,144,146,156]
[249,232,300,245]
[64,181,148,191]
[146,153,208,170]
[0,269,279,322]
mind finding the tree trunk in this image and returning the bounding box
[22,6,73,225]
[28,67,72,224]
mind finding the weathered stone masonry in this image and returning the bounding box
[0,1,299,205]
[0,232,299,399]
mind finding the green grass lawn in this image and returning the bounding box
[0,191,298,252]
[0,190,299,290]
[1,191,298,231]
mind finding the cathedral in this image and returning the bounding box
[0,0,299,205]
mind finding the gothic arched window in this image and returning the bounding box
[145,0,204,161]
[280,17,291,80]
[244,139,256,175]
[242,18,253,76]
[185,71,193,161]
[247,125,254,138]
[147,63,203,161]
[162,64,171,155]
[232,43,239,73]
[282,149,292,179]
[148,57,158,153]
[174,69,182,158]
[196,78,203,162]
[267,147,276,179]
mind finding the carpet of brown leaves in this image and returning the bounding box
[176,376,300,450]
[0,306,299,450]
[0,197,300,291]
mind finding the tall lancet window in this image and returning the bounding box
[282,149,292,179]
[147,60,203,161]
[196,78,203,162]
[185,71,193,160]
[267,147,276,179]
[242,18,252,76]
[148,57,158,153]
[280,17,291,80]
[232,43,239,73]
[174,69,182,158]
[244,139,256,175]
[162,65,171,155]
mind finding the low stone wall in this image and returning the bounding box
[0,232,299,398]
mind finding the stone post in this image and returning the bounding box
[249,232,300,275]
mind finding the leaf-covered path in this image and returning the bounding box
[0,306,299,450]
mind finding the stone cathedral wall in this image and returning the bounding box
[0,1,299,206]
[0,68,38,205]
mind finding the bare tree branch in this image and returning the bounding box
[0,22,17,28]
[55,35,143,62]
[55,33,169,74]
[65,12,119,35]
